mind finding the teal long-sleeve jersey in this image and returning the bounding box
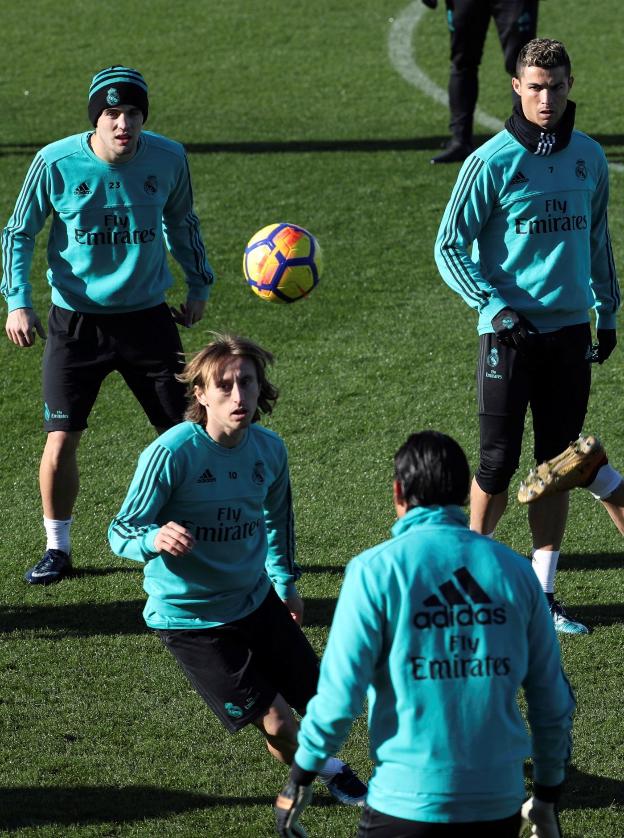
[1,131,214,313]
[295,506,575,823]
[108,421,298,629]
[435,129,619,333]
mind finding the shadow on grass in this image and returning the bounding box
[563,765,624,810]
[2,133,623,157]
[567,603,624,628]
[0,600,146,636]
[304,597,337,627]
[303,565,346,576]
[69,565,141,578]
[0,770,620,829]
[0,595,340,635]
[557,553,623,572]
[0,785,337,830]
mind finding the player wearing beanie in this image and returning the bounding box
[1,65,215,585]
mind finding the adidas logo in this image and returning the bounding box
[73,182,92,196]
[413,566,506,630]
[509,170,529,186]
[197,468,216,484]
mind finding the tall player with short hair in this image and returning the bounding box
[435,39,620,634]
[275,431,574,838]
[1,66,215,584]
[108,333,367,806]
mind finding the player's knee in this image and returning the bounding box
[257,700,297,745]
[450,58,480,74]
[475,457,517,495]
[43,430,82,462]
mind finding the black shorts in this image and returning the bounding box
[157,588,320,733]
[357,805,522,838]
[475,324,592,494]
[42,303,187,432]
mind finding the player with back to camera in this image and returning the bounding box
[275,430,574,838]
[434,39,620,634]
[1,66,214,585]
[108,333,367,807]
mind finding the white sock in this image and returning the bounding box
[318,756,344,783]
[531,548,559,594]
[587,464,623,500]
[44,517,73,553]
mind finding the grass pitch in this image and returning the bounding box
[0,1,623,835]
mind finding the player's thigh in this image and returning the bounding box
[492,0,538,74]
[446,0,491,68]
[157,624,278,733]
[42,305,111,432]
[531,324,592,462]
[114,303,187,429]
[357,805,522,837]
[241,588,320,716]
[477,335,529,468]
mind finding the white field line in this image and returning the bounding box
[388,1,623,173]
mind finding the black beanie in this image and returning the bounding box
[88,66,149,126]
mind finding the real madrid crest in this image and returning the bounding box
[575,159,587,180]
[106,87,120,106]
[252,461,265,485]
[144,175,158,195]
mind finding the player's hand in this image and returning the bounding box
[275,773,313,837]
[284,592,304,625]
[520,797,562,838]
[421,0,438,8]
[5,307,47,347]
[596,328,616,364]
[170,298,206,328]
[154,522,195,556]
[492,307,536,354]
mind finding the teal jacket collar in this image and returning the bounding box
[391,505,468,538]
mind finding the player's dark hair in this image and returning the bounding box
[516,38,571,78]
[177,333,279,424]
[394,431,470,508]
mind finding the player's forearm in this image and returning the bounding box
[1,234,35,311]
[108,517,160,563]
[163,214,215,291]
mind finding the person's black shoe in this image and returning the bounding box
[431,141,473,164]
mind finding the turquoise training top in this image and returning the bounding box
[1,131,214,313]
[108,421,298,629]
[435,129,619,334]
[295,506,575,823]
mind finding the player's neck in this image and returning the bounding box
[88,131,139,164]
[204,421,247,449]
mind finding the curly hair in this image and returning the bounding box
[516,38,571,78]
[177,333,279,425]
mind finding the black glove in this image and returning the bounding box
[491,307,536,353]
[421,0,438,8]
[275,764,315,838]
[595,328,617,364]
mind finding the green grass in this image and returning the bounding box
[1,1,623,835]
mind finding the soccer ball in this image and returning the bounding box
[243,223,322,303]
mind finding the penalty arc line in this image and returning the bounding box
[387,1,623,173]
